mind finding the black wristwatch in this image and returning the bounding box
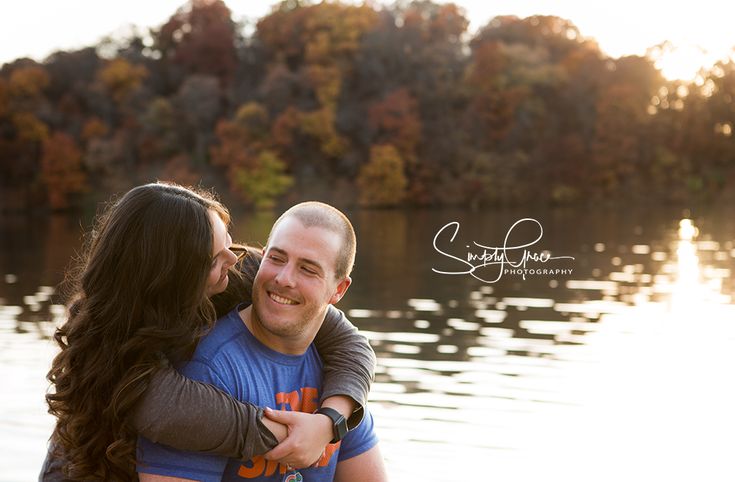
[315,407,348,443]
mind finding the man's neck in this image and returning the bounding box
[239,305,315,355]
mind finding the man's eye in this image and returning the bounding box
[302,266,317,275]
[269,255,284,263]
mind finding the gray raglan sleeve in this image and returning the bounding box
[132,364,278,459]
[314,305,375,428]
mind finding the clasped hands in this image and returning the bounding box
[261,407,334,469]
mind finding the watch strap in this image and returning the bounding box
[315,407,348,443]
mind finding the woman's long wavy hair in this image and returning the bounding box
[46,182,230,480]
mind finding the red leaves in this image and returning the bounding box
[368,88,421,162]
[156,0,237,83]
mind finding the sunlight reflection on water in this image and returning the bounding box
[361,217,735,481]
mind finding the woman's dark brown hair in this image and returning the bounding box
[46,182,230,480]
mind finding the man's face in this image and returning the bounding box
[252,216,351,342]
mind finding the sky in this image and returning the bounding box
[1,0,734,80]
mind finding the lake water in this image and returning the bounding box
[2,206,734,482]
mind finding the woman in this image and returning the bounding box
[42,182,374,481]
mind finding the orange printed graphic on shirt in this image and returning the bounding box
[237,456,266,477]
[237,456,284,477]
[237,386,339,479]
[275,387,319,413]
[314,440,340,467]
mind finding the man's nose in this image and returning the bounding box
[274,263,296,287]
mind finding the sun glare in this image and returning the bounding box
[653,44,713,82]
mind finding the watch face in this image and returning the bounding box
[334,415,348,441]
[317,407,348,443]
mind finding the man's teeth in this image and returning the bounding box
[270,292,298,305]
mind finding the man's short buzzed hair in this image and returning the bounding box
[269,201,356,279]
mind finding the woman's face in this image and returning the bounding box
[205,210,237,297]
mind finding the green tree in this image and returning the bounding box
[233,150,293,210]
[211,102,294,208]
[357,144,407,207]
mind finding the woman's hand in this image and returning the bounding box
[262,408,333,468]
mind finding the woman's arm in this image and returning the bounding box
[131,365,281,458]
[133,247,375,464]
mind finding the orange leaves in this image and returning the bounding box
[40,132,87,210]
[211,119,249,168]
[299,108,347,158]
[258,3,377,66]
[588,58,664,194]
[254,2,380,167]
[430,3,469,41]
[591,83,647,190]
[368,89,421,162]
[255,6,308,61]
[8,66,50,99]
[97,59,147,103]
[160,153,202,187]
[211,101,270,169]
[258,6,375,117]
[305,65,341,108]
[465,41,506,91]
[81,118,109,143]
[368,89,417,134]
[303,3,378,61]
[402,2,469,44]
[465,82,527,148]
[12,112,49,144]
[0,78,8,118]
[270,105,347,161]
[464,40,523,147]
[271,107,302,150]
[5,1,734,210]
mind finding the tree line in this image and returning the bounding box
[1,0,734,211]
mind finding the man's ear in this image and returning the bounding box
[329,276,352,304]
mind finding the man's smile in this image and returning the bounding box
[268,291,299,305]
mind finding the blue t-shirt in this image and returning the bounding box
[137,305,378,481]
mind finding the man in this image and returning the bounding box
[137,202,387,482]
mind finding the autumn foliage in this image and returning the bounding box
[358,144,408,207]
[40,132,87,210]
[2,0,735,212]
